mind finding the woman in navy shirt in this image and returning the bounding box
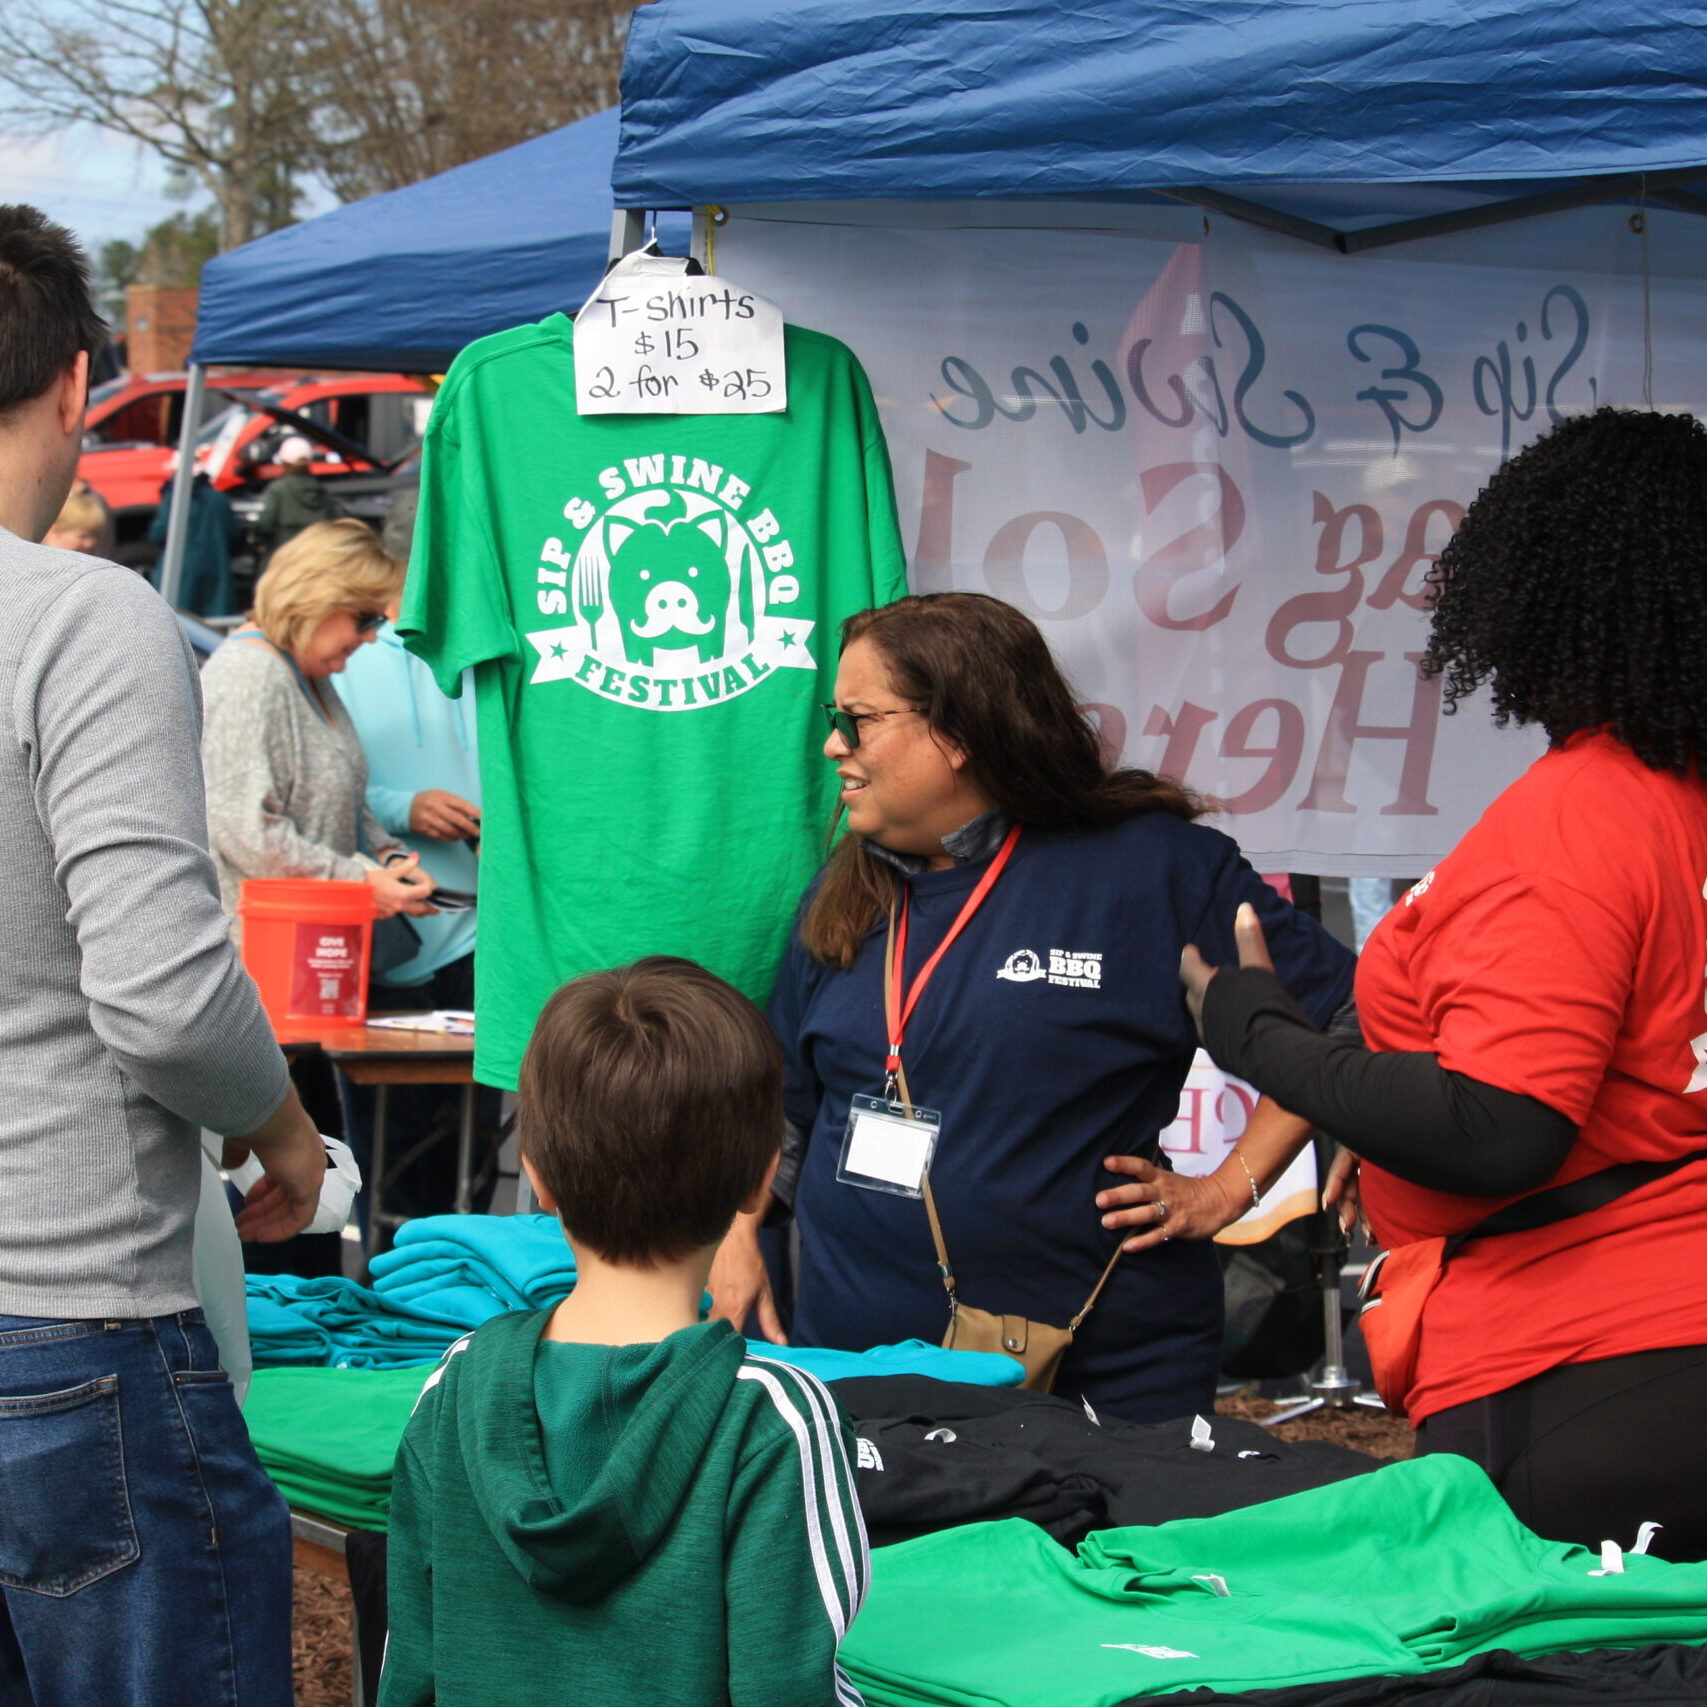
[713,593,1353,1420]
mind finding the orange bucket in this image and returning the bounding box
[238,878,375,1030]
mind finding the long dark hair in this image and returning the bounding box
[1424,407,1707,774]
[802,593,1202,966]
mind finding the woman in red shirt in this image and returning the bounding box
[1158,408,1707,1561]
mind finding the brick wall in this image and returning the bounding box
[127,286,200,373]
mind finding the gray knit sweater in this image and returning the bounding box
[0,527,289,1317]
[200,635,394,921]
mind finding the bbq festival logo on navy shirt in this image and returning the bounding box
[525,452,817,709]
[998,947,1104,988]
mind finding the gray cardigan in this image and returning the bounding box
[0,528,289,1317]
[200,635,395,920]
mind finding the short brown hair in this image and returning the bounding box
[251,519,403,653]
[0,205,107,417]
[518,958,782,1264]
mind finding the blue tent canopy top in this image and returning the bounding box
[189,0,1707,373]
[191,109,687,373]
[615,0,1707,250]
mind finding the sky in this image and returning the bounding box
[2,126,187,260]
[2,122,336,265]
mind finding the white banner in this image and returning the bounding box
[714,201,1707,872]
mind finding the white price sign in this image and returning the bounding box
[574,250,787,415]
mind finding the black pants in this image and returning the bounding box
[1415,1343,1707,1561]
[241,1053,346,1279]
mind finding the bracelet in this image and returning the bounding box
[1231,1145,1262,1211]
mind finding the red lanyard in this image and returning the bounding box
[885,824,1022,1077]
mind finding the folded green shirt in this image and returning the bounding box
[1080,1456,1707,1668]
[845,1457,1707,1706]
[244,1364,434,1530]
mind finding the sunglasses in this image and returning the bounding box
[352,610,388,634]
[820,704,926,749]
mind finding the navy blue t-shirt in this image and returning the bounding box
[769,813,1356,1422]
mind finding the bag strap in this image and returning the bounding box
[1444,1147,1707,1259]
[885,902,958,1302]
[1069,1240,1127,1332]
[919,1164,958,1303]
[885,899,1124,1326]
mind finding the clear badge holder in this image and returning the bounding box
[837,1092,941,1199]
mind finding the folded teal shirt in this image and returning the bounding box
[366,1212,577,1327]
[247,1273,466,1369]
[259,1214,1024,1388]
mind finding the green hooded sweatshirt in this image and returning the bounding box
[378,1311,869,1706]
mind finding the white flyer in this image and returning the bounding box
[574,250,787,416]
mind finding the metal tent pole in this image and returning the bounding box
[608,208,646,266]
[1261,1138,1388,1425]
[157,361,206,610]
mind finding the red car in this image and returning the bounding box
[83,369,304,452]
[79,372,432,571]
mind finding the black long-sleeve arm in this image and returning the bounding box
[1200,967,1577,1197]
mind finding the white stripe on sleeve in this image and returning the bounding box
[746,1355,870,1611]
[735,1362,864,1643]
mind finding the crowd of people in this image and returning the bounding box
[4,195,1707,1707]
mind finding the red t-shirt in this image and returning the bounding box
[1357,730,1707,1421]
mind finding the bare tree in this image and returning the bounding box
[0,0,639,251]
[308,0,634,201]
[0,0,322,249]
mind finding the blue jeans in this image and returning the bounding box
[0,1311,292,1706]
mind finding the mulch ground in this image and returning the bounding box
[1217,1388,1416,1460]
[287,1392,1413,1703]
[293,1567,354,1707]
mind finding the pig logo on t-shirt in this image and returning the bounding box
[604,511,733,669]
[525,454,819,712]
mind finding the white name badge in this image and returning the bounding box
[837,1093,941,1199]
[574,249,787,416]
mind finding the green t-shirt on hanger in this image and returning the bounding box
[401,314,908,1088]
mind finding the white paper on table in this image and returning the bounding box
[367,1010,474,1034]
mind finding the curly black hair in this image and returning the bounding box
[1423,407,1707,774]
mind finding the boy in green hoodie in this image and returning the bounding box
[379,958,869,1707]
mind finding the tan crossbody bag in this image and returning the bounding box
[921,1154,1126,1392]
[883,903,1125,1392]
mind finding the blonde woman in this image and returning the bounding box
[42,483,108,554]
[202,518,436,923]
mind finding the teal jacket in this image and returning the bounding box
[379,1311,869,1706]
[148,474,239,617]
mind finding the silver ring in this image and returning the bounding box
[1154,1199,1170,1226]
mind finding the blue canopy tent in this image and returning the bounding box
[194,107,655,372]
[163,107,685,601]
[613,0,1707,245]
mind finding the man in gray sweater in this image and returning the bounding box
[0,205,325,1706]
